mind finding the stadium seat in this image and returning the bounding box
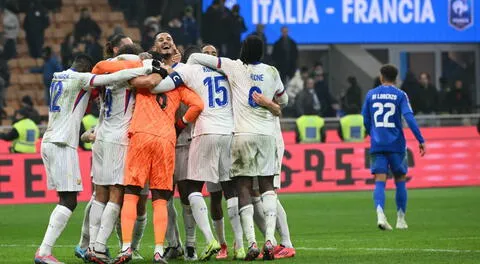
[35,58,43,67]
[108,12,125,24]
[19,74,38,86]
[54,13,73,24]
[3,106,14,117]
[124,28,141,42]
[10,73,20,85]
[1,119,12,126]
[36,105,49,118]
[7,59,19,71]
[62,0,75,6]
[18,58,37,69]
[17,45,28,57]
[92,3,111,13]
[5,90,17,102]
[61,5,76,15]
[91,12,107,23]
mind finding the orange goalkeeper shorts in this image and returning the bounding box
[124,133,175,191]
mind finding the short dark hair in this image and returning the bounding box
[72,54,94,72]
[105,34,128,58]
[153,31,172,41]
[380,64,398,83]
[239,35,264,64]
[182,45,201,63]
[117,44,143,56]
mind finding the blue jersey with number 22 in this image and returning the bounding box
[361,85,413,154]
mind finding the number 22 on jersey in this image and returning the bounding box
[49,81,63,112]
[204,76,228,108]
[373,102,396,128]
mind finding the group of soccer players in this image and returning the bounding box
[33,25,428,264]
[34,31,295,264]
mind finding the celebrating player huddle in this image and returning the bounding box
[34,32,295,264]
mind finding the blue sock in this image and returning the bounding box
[395,181,407,213]
[373,181,386,211]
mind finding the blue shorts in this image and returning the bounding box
[370,152,408,176]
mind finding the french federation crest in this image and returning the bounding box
[449,0,474,30]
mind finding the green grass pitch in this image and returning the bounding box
[1,187,479,263]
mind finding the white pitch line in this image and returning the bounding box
[3,244,479,253]
[296,247,480,253]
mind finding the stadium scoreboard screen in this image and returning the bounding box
[203,0,479,44]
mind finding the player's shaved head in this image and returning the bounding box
[201,44,217,56]
[239,35,264,64]
[380,64,398,83]
[154,31,175,56]
[183,46,202,63]
[72,53,94,72]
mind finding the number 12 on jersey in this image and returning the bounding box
[373,102,396,128]
[49,81,63,112]
[204,76,228,108]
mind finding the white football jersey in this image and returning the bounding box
[95,83,135,145]
[176,64,233,137]
[216,58,285,136]
[42,69,94,148]
[274,116,284,147]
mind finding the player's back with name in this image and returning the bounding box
[175,63,233,136]
[225,60,283,136]
[43,69,93,148]
[363,85,412,153]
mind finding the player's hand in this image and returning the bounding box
[172,48,182,64]
[419,143,426,157]
[152,65,169,79]
[139,52,152,60]
[87,133,96,143]
[252,92,269,107]
[175,118,187,138]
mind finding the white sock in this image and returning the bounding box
[166,198,181,248]
[89,200,106,249]
[239,204,256,246]
[95,202,120,252]
[276,199,292,248]
[79,194,94,249]
[252,196,266,236]
[227,197,244,249]
[131,213,147,250]
[261,191,277,243]
[188,192,214,242]
[121,242,131,252]
[182,203,196,247]
[213,218,226,245]
[39,205,72,256]
[115,218,122,249]
[397,210,406,219]
[154,244,164,256]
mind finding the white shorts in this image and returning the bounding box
[92,140,127,186]
[231,134,277,177]
[41,142,83,192]
[188,134,232,183]
[174,144,190,183]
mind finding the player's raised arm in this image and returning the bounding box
[187,53,232,76]
[88,61,152,88]
[92,59,142,74]
[400,92,426,156]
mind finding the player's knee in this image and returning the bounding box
[151,189,173,201]
[374,173,388,181]
[258,176,274,194]
[394,174,407,182]
[109,185,124,204]
[58,192,78,211]
[95,185,110,203]
[125,185,142,195]
[221,182,237,200]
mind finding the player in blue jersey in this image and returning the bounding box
[361,64,426,231]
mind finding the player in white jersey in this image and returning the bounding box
[74,35,148,263]
[250,96,296,259]
[86,44,148,264]
[34,54,152,264]
[154,44,244,260]
[187,35,288,261]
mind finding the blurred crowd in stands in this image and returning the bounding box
[0,0,477,123]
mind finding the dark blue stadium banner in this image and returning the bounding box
[202,0,479,44]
